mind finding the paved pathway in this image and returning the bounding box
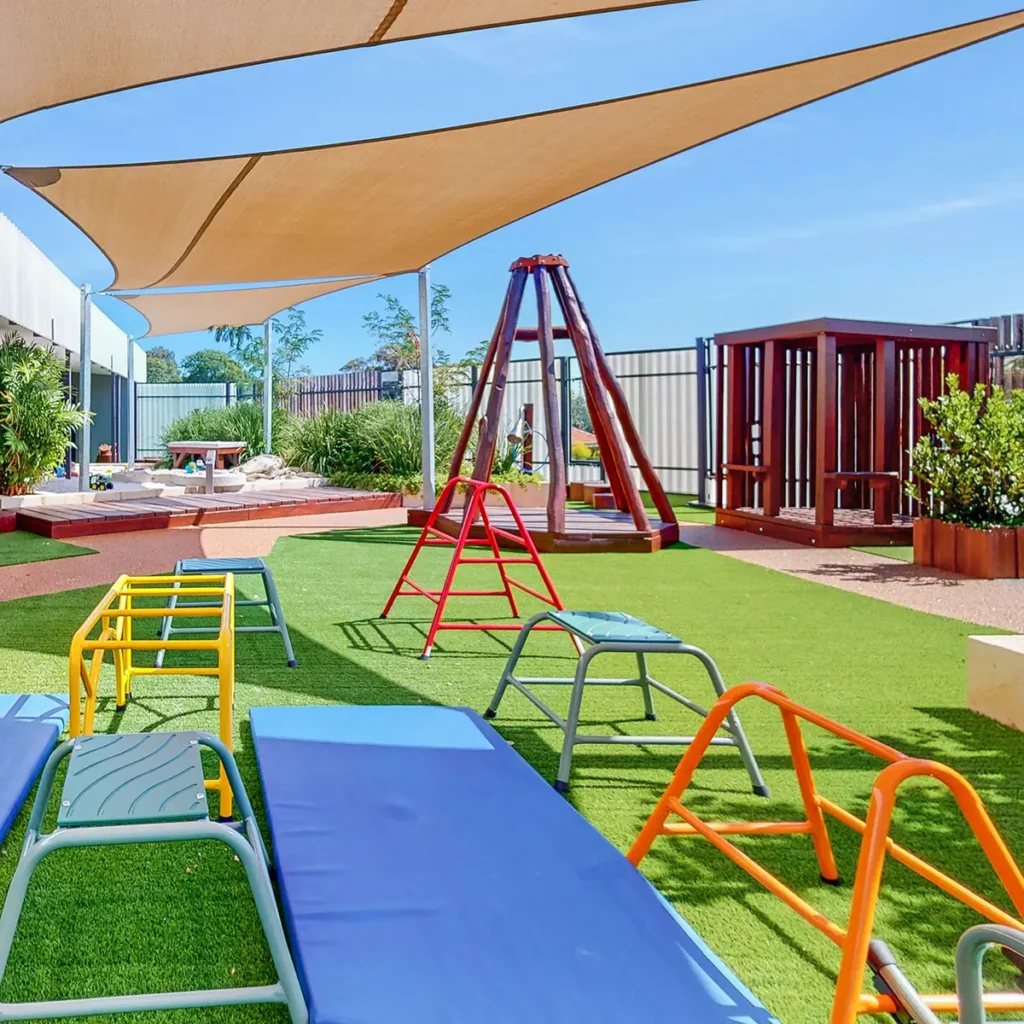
[679,522,1024,632]
[6,510,1021,633]
[1,507,407,601]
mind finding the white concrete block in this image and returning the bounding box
[968,634,1024,731]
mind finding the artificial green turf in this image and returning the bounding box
[0,529,1021,1022]
[851,545,914,562]
[0,530,96,567]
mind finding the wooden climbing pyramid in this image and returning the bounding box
[428,255,678,553]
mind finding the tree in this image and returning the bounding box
[571,389,593,432]
[462,339,491,365]
[354,286,451,371]
[146,345,181,383]
[340,357,370,372]
[210,325,263,380]
[210,306,322,382]
[271,307,322,380]
[181,348,250,384]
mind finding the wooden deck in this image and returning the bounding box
[716,505,913,547]
[408,505,679,553]
[16,487,401,540]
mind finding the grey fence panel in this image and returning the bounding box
[135,382,233,458]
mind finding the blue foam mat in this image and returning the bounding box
[0,694,69,843]
[251,704,777,1024]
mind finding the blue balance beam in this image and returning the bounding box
[0,694,70,843]
[250,704,778,1024]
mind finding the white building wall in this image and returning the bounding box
[0,211,146,381]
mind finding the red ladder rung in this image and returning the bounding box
[488,526,530,547]
[398,578,441,604]
[507,578,559,604]
[456,557,536,565]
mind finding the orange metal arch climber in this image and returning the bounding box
[629,683,1024,1024]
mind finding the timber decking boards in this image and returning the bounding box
[16,488,401,539]
[716,505,913,548]
[407,505,680,553]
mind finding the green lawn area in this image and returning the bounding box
[0,530,96,567]
[0,527,1021,1021]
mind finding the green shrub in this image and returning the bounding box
[0,334,86,495]
[160,402,289,464]
[907,374,1024,527]
[330,471,424,495]
[285,400,463,478]
[571,439,599,461]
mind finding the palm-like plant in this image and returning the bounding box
[0,333,87,495]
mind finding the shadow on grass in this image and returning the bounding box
[337,615,582,663]
[626,703,1024,995]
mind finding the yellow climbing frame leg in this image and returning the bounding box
[68,573,237,816]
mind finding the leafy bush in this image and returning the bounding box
[571,439,599,461]
[285,400,463,479]
[330,471,424,495]
[160,402,288,464]
[907,374,1024,527]
[330,467,542,497]
[0,334,86,495]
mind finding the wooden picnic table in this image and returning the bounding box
[167,441,247,469]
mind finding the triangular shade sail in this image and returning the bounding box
[116,277,379,337]
[2,0,690,125]
[10,9,1024,291]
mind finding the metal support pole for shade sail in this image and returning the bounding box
[263,318,272,455]
[419,266,435,511]
[78,283,92,491]
[126,336,136,467]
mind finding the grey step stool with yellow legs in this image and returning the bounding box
[0,731,307,1023]
[157,557,296,669]
[484,610,769,796]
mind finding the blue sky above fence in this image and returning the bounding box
[0,0,1022,374]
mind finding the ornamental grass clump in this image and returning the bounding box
[0,333,86,496]
[907,374,1024,527]
[284,400,463,484]
[160,402,288,463]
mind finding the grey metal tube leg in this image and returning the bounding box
[636,652,657,721]
[155,560,183,670]
[262,568,297,668]
[688,647,769,798]
[484,611,551,719]
[556,645,601,793]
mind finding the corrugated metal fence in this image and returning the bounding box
[137,347,703,493]
[136,382,241,458]
[403,346,702,494]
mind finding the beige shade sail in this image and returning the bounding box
[1,0,691,125]
[117,277,379,337]
[9,8,1024,291]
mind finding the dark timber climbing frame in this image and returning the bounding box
[431,255,678,554]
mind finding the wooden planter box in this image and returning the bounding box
[956,525,1017,579]
[912,518,933,567]
[931,520,958,573]
[917,518,1022,578]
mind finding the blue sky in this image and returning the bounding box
[1,0,1022,373]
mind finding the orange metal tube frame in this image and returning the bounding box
[68,573,237,818]
[627,682,1024,1024]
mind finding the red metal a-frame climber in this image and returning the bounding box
[381,477,568,659]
